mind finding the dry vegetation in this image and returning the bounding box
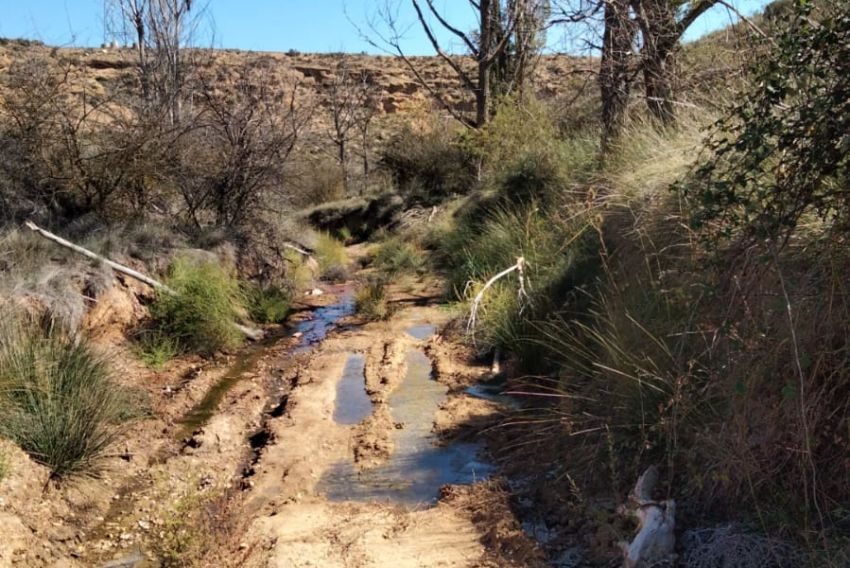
[0,0,848,566]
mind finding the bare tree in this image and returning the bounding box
[551,0,720,141]
[174,65,311,228]
[599,0,635,146]
[353,74,382,195]
[108,0,205,124]
[630,0,717,124]
[324,58,383,194]
[367,0,547,127]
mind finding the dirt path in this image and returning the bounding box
[229,300,527,568]
[0,267,545,567]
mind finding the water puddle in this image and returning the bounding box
[333,354,372,425]
[318,349,493,507]
[406,323,436,341]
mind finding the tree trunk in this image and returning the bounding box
[476,0,494,127]
[599,0,635,149]
[634,0,679,125]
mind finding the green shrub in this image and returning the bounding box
[355,277,390,321]
[680,2,850,240]
[150,258,244,355]
[314,233,348,281]
[0,318,133,478]
[134,331,179,370]
[243,282,291,324]
[372,238,424,276]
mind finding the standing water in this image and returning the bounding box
[333,354,372,425]
[319,347,493,506]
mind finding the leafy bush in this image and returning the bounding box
[355,277,390,321]
[681,2,850,240]
[314,233,349,281]
[243,282,291,324]
[150,258,244,355]
[381,124,477,204]
[372,238,424,276]
[0,318,133,478]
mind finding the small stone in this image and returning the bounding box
[137,520,151,531]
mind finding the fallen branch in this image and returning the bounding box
[620,466,676,568]
[25,220,265,341]
[466,257,529,341]
[25,220,176,294]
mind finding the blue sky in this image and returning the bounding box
[0,0,772,55]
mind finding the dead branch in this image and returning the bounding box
[467,257,529,340]
[620,466,676,568]
[24,220,264,341]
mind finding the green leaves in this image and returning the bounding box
[678,2,850,241]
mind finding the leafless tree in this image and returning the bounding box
[353,74,382,194]
[108,0,206,124]
[0,57,168,219]
[174,65,312,228]
[366,0,548,127]
[631,0,718,124]
[324,58,383,194]
[551,0,720,142]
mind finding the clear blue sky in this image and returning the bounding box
[0,0,772,55]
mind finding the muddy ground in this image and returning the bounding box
[0,257,581,568]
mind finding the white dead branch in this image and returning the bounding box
[25,220,264,341]
[466,257,529,340]
[620,466,676,568]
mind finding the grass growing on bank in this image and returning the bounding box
[242,283,291,324]
[150,257,245,355]
[315,232,348,281]
[0,317,134,478]
[371,237,425,276]
[355,276,390,321]
[418,90,850,557]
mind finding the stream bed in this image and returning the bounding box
[319,341,493,507]
[177,286,355,435]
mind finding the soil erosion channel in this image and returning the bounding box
[85,271,534,568]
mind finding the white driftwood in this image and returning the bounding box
[25,220,176,294]
[281,241,313,257]
[621,466,676,568]
[491,347,502,376]
[25,220,265,341]
[466,257,529,339]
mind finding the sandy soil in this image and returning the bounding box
[0,268,546,568]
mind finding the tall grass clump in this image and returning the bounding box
[314,232,348,281]
[150,257,244,355]
[372,237,424,276]
[0,317,132,478]
[355,276,390,321]
[242,282,291,324]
